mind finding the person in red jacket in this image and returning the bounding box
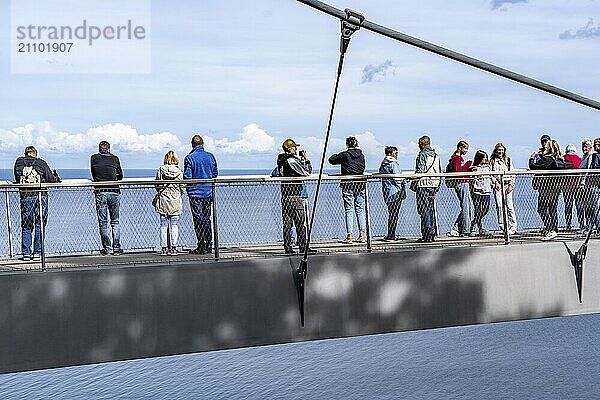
[563,144,584,231]
[449,140,473,236]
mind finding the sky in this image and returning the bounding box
[1,0,600,171]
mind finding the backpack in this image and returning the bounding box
[444,157,458,188]
[20,165,41,184]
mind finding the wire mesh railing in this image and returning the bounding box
[1,169,599,267]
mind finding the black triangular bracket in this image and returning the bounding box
[563,241,587,303]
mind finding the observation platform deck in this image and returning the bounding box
[0,229,587,272]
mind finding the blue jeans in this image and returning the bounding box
[341,187,366,235]
[563,187,585,229]
[590,186,600,231]
[190,197,212,250]
[95,192,121,252]
[537,190,559,232]
[416,187,437,240]
[452,183,474,234]
[20,194,48,256]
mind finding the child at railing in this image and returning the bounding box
[469,150,493,236]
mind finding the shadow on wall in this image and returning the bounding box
[0,246,566,374]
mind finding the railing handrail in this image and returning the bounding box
[0,168,596,189]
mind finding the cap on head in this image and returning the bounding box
[24,145,37,156]
[282,139,299,150]
[540,134,551,144]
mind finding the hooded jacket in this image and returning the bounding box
[328,148,365,175]
[329,148,366,190]
[378,156,406,204]
[414,147,441,188]
[154,164,186,216]
[14,155,59,196]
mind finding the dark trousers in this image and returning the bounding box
[416,187,436,241]
[537,190,559,232]
[563,187,585,228]
[471,194,490,231]
[386,199,402,239]
[282,196,307,252]
[190,197,213,250]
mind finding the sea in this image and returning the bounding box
[0,313,598,399]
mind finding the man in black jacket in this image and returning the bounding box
[328,136,366,244]
[276,139,314,255]
[90,141,124,255]
[13,146,60,261]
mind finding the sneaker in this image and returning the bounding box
[383,236,395,241]
[344,233,353,244]
[478,228,489,236]
[32,254,40,261]
[508,229,517,235]
[113,249,124,256]
[541,231,558,241]
[100,249,110,256]
[204,247,213,254]
[19,255,32,261]
[160,247,169,256]
[357,232,366,243]
[189,247,205,255]
[169,247,179,256]
[299,248,317,255]
[448,230,460,237]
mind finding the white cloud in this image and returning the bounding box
[0,122,277,161]
[202,123,276,154]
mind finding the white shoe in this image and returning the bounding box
[448,230,460,237]
[508,229,517,235]
[541,231,558,241]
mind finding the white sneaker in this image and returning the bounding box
[448,230,460,237]
[508,229,517,235]
[541,231,558,241]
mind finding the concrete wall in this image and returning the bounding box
[1,241,599,374]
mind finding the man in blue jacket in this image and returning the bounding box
[184,135,218,254]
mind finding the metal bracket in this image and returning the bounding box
[564,241,588,303]
[340,9,364,54]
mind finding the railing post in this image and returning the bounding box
[364,176,372,252]
[500,175,510,245]
[38,189,46,271]
[211,181,219,260]
[4,189,14,258]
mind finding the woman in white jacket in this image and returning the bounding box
[490,143,517,235]
[154,151,186,255]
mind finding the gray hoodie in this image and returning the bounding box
[154,164,186,216]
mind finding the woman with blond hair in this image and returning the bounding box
[154,150,186,255]
[490,143,517,235]
[529,139,564,240]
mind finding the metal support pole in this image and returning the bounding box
[4,190,14,258]
[363,177,372,252]
[38,190,46,271]
[297,0,600,112]
[500,178,510,245]
[211,182,219,260]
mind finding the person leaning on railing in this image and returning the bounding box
[378,145,406,241]
[563,144,584,232]
[578,138,596,234]
[328,136,367,244]
[154,150,186,256]
[529,139,569,241]
[490,143,517,235]
[184,135,218,255]
[413,135,441,243]
[13,145,61,261]
[448,140,473,237]
[90,141,124,256]
[276,139,314,255]
[585,137,600,235]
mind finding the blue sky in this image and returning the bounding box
[1,0,600,170]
